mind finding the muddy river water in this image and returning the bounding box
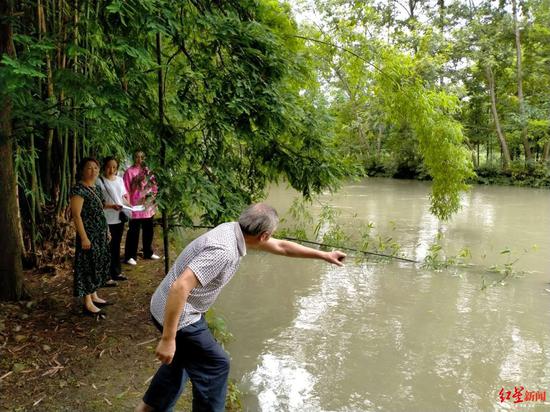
[204,178,550,411]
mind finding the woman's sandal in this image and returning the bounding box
[92,301,114,308]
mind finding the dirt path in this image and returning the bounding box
[0,255,193,411]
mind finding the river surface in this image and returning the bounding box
[201,178,550,411]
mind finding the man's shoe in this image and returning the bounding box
[82,307,107,319]
[125,258,137,266]
[112,274,128,281]
[149,254,161,260]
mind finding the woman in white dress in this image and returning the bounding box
[97,156,130,283]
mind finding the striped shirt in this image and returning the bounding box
[150,222,247,330]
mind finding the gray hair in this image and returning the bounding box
[238,203,279,236]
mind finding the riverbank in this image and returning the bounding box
[0,253,183,411]
[0,236,240,411]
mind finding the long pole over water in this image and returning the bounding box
[173,224,419,264]
[281,236,419,263]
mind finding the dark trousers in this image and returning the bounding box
[108,222,124,279]
[143,316,230,412]
[124,217,154,261]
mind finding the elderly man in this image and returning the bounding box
[136,203,346,412]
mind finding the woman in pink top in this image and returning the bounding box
[123,150,160,265]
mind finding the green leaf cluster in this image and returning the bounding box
[2,0,353,260]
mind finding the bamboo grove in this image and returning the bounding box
[1,0,354,300]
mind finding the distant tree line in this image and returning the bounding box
[303,0,549,182]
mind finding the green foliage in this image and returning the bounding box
[313,205,350,247]
[226,380,243,411]
[277,200,405,262]
[473,160,550,187]
[297,1,477,220]
[131,0,352,224]
[277,201,533,291]
[205,309,233,348]
[422,232,474,271]
[358,221,375,251]
[419,233,534,291]
[275,197,315,240]
[374,49,475,220]
[300,0,550,216]
[423,242,447,270]
[4,0,353,264]
[481,246,533,290]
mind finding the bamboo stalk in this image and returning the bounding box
[39,0,56,195]
[55,128,69,216]
[157,28,171,274]
[30,133,38,263]
[71,0,79,188]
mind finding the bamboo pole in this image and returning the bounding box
[39,0,56,195]
[156,28,171,274]
[30,134,38,264]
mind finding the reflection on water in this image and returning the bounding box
[210,178,550,411]
[413,208,440,262]
[250,353,320,412]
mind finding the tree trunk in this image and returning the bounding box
[15,146,26,258]
[357,124,369,159]
[55,128,69,216]
[377,124,383,160]
[486,66,511,169]
[512,0,532,161]
[29,134,39,266]
[71,0,79,187]
[471,145,478,168]
[0,0,28,301]
[156,30,170,274]
[543,141,550,162]
[39,0,56,194]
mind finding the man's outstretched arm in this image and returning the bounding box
[257,237,346,266]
